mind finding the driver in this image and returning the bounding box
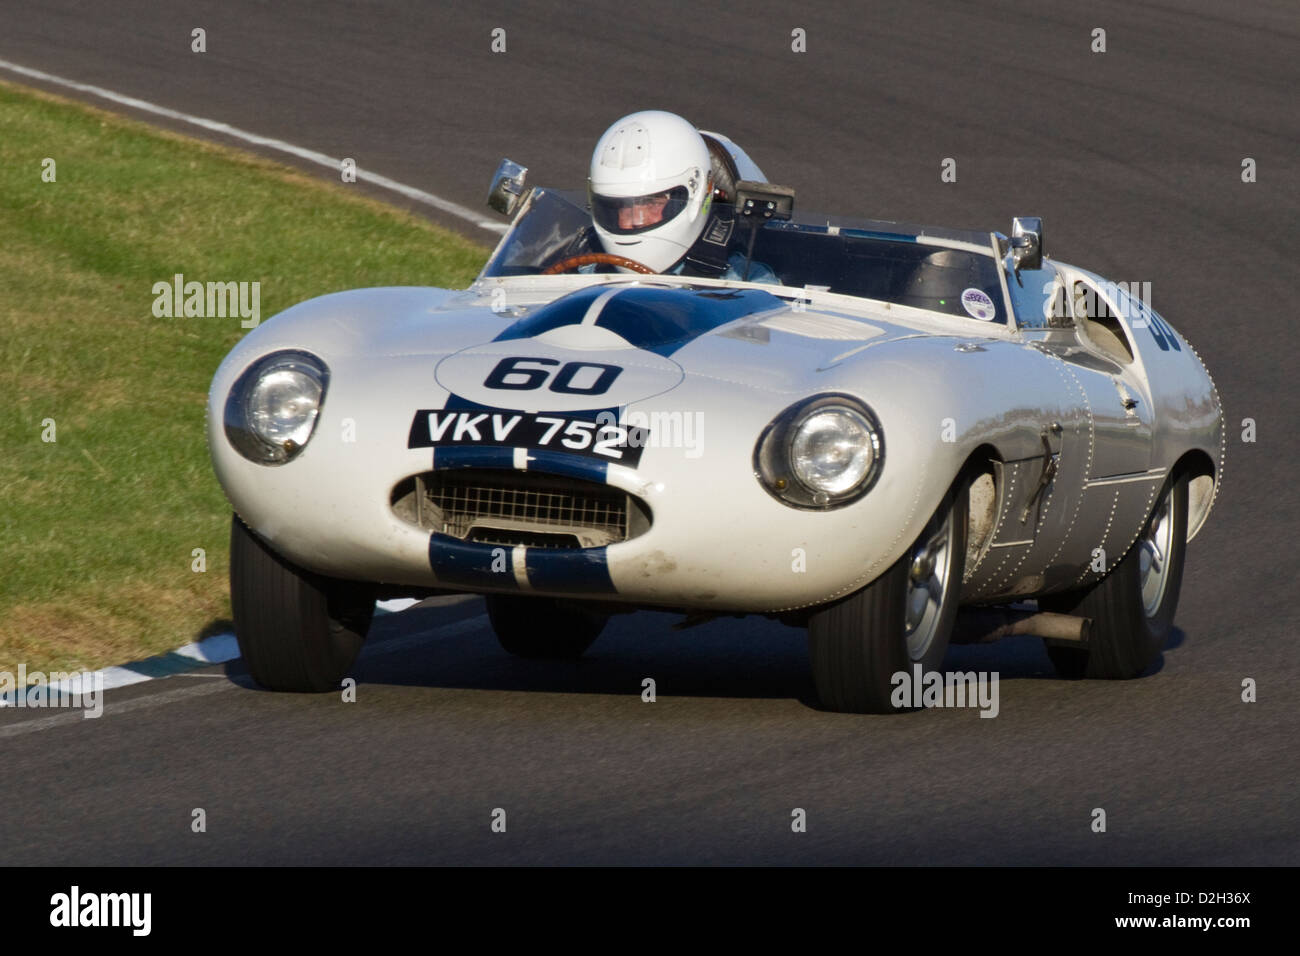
[587,110,777,283]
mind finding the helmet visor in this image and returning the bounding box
[590,185,690,235]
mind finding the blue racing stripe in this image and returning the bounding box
[429,444,610,482]
[426,534,617,596]
[524,546,616,595]
[427,533,520,591]
[493,285,781,356]
[430,445,517,471]
[513,448,608,483]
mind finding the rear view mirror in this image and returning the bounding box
[1010,217,1043,272]
[487,159,528,217]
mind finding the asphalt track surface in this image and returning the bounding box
[1,1,1297,865]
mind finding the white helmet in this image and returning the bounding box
[588,111,712,273]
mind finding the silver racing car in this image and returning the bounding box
[207,161,1224,713]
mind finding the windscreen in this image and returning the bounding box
[481,189,1005,323]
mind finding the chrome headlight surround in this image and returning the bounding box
[224,350,329,465]
[753,394,884,509]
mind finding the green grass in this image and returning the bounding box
[0,81,489,674]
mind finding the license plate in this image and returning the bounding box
[408,408,648,466]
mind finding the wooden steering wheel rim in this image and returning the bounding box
[540,252,657,275]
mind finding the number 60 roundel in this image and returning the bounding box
[484,356,623,395]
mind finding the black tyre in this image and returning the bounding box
[1039,471,1188,679]
[487,594,608,659]
[808,478,968,714]
[230,514,375,691]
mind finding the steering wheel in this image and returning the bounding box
[540,253,657,275]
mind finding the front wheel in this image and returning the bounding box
[808,478,968,714]
[230,514,375,692]
[1039,471,1188,679]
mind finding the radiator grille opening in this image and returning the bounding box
[393,469,651,549]
[466,528,583,550]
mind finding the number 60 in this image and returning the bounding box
[483,356,623,395]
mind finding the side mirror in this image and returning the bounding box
[487,159,528,217]
[1010,217,1043,272]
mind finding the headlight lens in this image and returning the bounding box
[754,395,883,509]
[790,407,876,495]
[248,368,323,448]
[224,351,329,464]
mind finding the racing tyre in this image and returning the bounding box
[808,477,968,714]
[1039,471,1188,679]
[487,595,608,659]
[230,514,375,692]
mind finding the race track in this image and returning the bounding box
[0,0,1296,864]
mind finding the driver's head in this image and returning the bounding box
[589,111,712,273]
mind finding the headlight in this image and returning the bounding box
[754,395,883,508]
[791,407,877,494]
[224,350,329,464]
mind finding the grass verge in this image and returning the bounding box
[0,80,489,674]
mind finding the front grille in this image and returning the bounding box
[393,469,651,549]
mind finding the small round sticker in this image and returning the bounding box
[961,288,996,321]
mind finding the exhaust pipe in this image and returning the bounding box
[952,607,1090,645]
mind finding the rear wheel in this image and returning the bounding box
[230,514,375,691]
[1039,471,1188,679]
[487,594,608,659]
[808,478,968,713]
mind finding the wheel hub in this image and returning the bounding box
[1139,492,1174,617]
[904,511,953,659]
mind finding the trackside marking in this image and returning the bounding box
[0,614,492,738]
[377,598,421,614]
[0,608,490,727]
[0,601,424,706]
[0,57,508,235]
[0,681,236,739]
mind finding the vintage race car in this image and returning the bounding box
[207,157,1224,713]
